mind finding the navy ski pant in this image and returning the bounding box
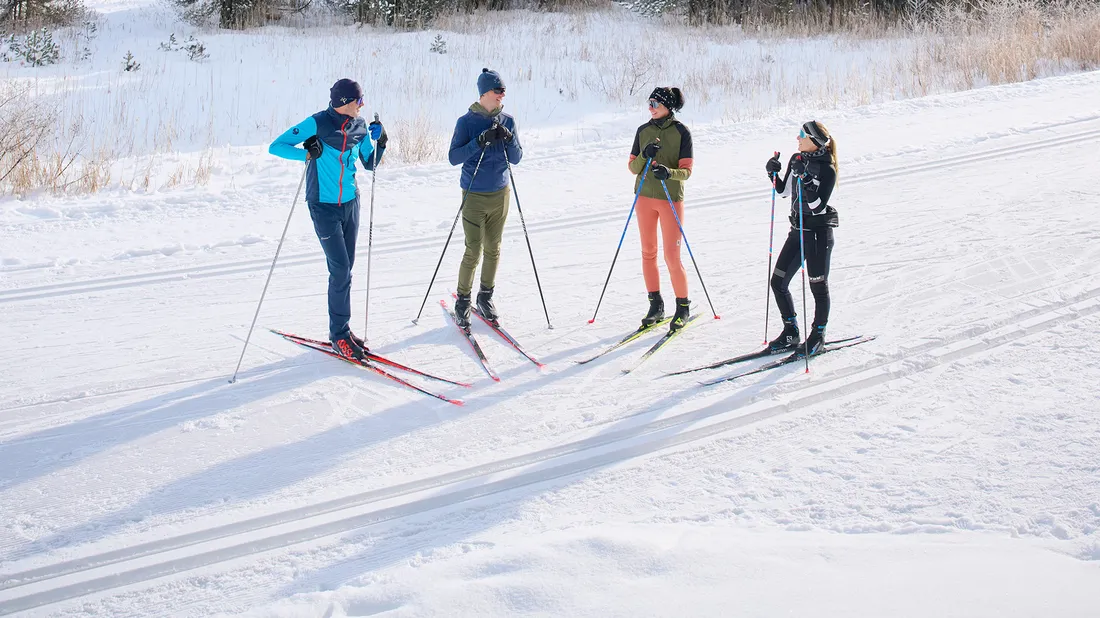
[307,197,359,340]
[771,226,834,328]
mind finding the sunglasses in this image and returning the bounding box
[648,100,661,109]
[492,88,505,95]
[356,97,364,106]
[799,129,807,139]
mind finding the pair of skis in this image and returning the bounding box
[667,335,877,386]
[441,294,544,382]
[577,312,703,373]
[272,329,469,405]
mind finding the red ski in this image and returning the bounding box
[271,329,471,388]
[279,335,465,406]
[454,293,544,368]
[441,299,500,382]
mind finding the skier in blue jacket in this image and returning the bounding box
[269,78,387,360]
[448,68,523,329]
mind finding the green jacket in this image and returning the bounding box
[629,115,694,202]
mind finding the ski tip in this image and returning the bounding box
[452,399,466,406]
[713,315,722,320]
[547,325,555,330]
[491,376,502,382]
[587,319,595,324]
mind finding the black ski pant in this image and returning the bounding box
[307,197,360,340]
[771,226,834,328]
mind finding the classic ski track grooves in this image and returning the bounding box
[2,284,1099,615]
[2,120,1099,304]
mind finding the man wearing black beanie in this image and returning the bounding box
[447,68,523,329]
[269,78,388,360]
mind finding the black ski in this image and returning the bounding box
[665,335,866,377]
[441,298,500,382]
[700,336,877,387]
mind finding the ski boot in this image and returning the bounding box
[477,285,499,326]
[800,323,827,357]
[349,331,369,353]
[768,316,800,353]
[453,292,473,331]
[641,291,664,328]
[331,332,366,361]
[668,297,691,333]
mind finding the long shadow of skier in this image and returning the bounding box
[266,358,797,601]
[0,357,317,495]
[2,350,476,563]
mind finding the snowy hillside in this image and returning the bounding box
[2,1,1100,616]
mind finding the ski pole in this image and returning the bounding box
[503,147,553,329]
[797,176,809,372]
[411,146,488,324]
[764,158,778,344]
[230,162,307,384]
[658,177,720,320]
[588,157,652,324]
[364,113,380,342]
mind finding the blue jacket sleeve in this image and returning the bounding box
[504,117,522,165]
[269,116,317,162]
[359,142,385,171]
[448,116,480,166]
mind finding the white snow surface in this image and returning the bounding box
[3,12,1100,617]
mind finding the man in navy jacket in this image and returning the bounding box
[448,68,523,329]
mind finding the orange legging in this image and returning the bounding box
[636,195,689,298]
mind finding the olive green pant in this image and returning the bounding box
[457,185,510,296]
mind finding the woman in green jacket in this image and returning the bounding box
[628,87,694,332]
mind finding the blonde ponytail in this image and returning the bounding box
[816,121,838,183]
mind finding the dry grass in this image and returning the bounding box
[4,0,1100,196]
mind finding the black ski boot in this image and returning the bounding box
[641,291,664,328]
[331,332,366,360]
[668,297,691,333]
[350,332,369,353]
[768,316,800,353]
[476,285,499,326]
[800,324,827,357]
[454,292,473,331]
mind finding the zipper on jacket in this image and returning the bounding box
[336,118,350,206]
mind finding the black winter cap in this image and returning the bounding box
[330,78,363,108]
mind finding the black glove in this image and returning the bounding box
[494,123,513,144]
[304,135,323,160]
[477,127,495,148]
[642,141,661,159]
[651,163,671,181]
[765,152,782,178]
[789,155,808,179]
[369,119,388,149]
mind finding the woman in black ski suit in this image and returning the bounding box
[764,120,838,356]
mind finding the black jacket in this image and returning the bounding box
[773,148,838,229]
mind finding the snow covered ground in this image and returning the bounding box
[3,3,1100,615]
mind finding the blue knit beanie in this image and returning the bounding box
[477,68,504,96]
[330,78,363,108]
